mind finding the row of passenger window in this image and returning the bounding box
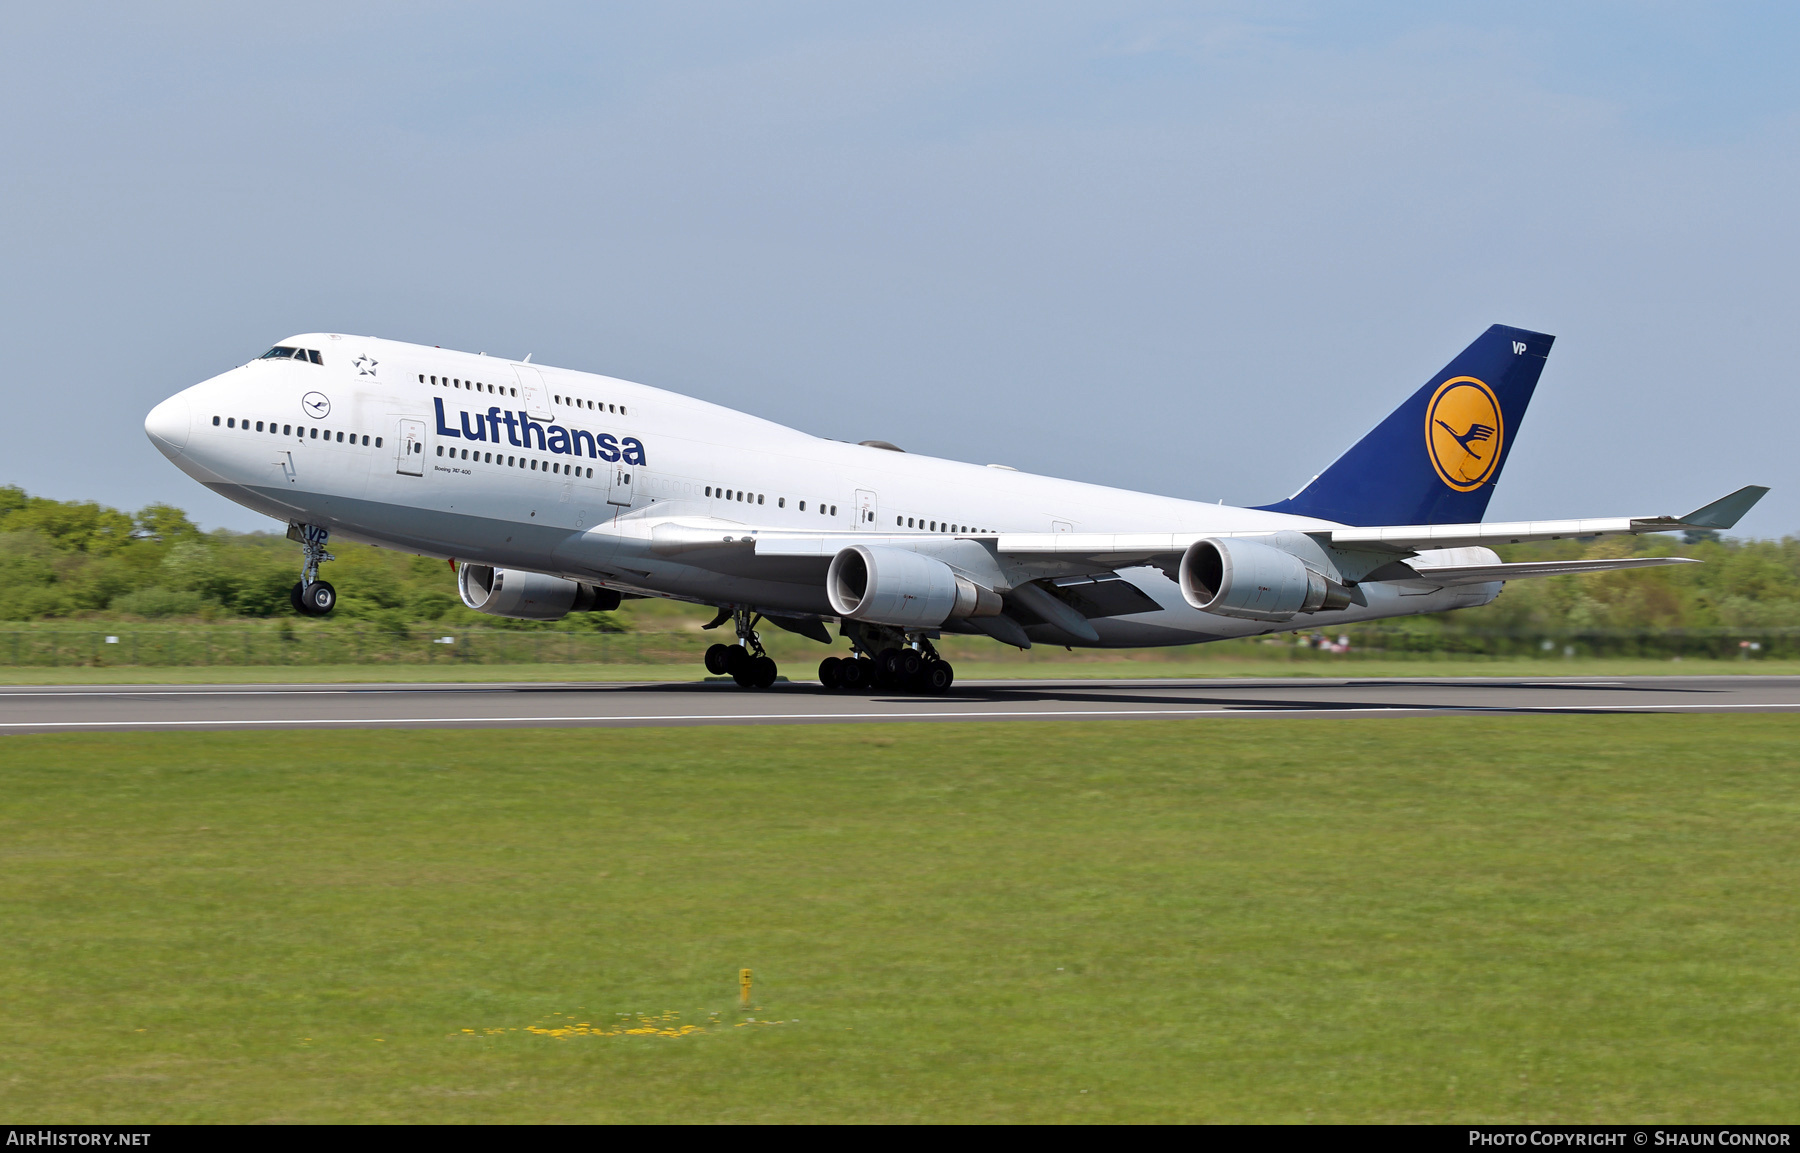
[436,444,599,479]
[690,487,980,531]
[420,373,633,418]
[898,516,989,534]
[423,374,517,398]
[554,391,627,416]
[704,486,837,516]
[213,415,381,447]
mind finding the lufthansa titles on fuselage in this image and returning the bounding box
[433,398,646,465]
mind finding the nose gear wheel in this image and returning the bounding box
[288,523,337,617]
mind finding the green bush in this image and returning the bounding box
[407,591,459,620]
[109,587,209,618]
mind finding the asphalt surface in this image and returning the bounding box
[0,675,1796,733]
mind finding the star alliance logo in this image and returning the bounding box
[353,355,379,377]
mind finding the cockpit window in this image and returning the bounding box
[258,347,324,365]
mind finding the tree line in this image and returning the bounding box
[0,486,617,630]
[2,485,1796,634]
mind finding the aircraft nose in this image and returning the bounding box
[145,393,191,457]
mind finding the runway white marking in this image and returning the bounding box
[2,701,1798,729]
[0,688,464,697]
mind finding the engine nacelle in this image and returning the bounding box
[826,545,1001,628]
[1178,537,1352,622]
[457,564,621,621]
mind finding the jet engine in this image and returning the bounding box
[1178,537,1353,622]
[827,545,1001,628]
[456,564,622,621]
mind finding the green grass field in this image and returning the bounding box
[3,717,1797,1122]
[0,655,1796,684]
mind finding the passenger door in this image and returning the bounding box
[513,364,554,421]
[396,419,426,476]
[606,463,635,508]
[855,488,878,530]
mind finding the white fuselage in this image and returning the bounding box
[144,332,1496,646]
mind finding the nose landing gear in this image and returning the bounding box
[287,523,337,617]
[703,608,779,688]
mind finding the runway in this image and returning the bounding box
[0,674,1796,733]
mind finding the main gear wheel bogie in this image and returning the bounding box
[704,609,782,689]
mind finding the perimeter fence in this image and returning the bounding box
[0,627,710,668]
[0,624,1796,668]
[1313,626,1800,661]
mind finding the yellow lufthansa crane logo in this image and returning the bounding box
[1425,376,1503,492]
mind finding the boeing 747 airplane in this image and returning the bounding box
[144,325,1766,692]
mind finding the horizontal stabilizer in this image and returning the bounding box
[1406,556,1700,587]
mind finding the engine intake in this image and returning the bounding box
[457,564,621,621]
[826,545,1001,628]
[1178,537,1352,622]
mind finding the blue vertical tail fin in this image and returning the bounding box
[1255,324,1553,526]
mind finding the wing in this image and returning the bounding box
[991,485,1769,571]
[578,485,1762,646]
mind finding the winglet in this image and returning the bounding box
[1677,485,1770,530]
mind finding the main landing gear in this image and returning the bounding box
[704,608,780,689]
[819,634,954,696]
[699,612,954,694]
[287,523,337,617]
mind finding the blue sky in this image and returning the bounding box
[3,2,1794,534]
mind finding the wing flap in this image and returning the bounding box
[1050,573,1165,618]
[1330,517,1639,551]
[1406,556,1700,586]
